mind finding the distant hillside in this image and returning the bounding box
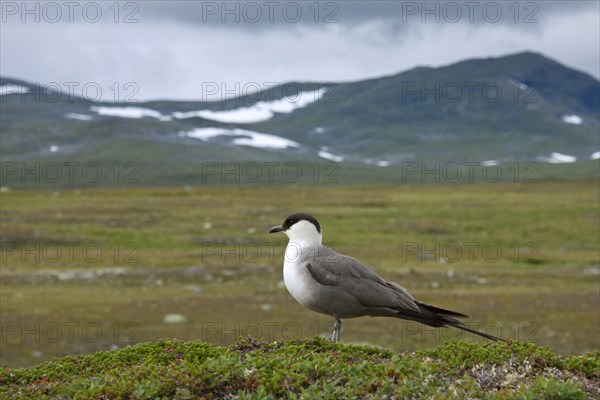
[1,52,599,187]
[251,51,600,163]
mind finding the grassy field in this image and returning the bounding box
[1,180,599,368]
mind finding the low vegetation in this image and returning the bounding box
[1,337,598,399]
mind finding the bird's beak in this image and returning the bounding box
[269,225,283,234]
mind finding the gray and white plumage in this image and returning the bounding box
[270,212,505,343]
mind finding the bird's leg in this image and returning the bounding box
[327,322,336,341]
[331,318,342,342]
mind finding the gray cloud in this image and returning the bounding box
[1,1,598,100]
[137,1,597,28]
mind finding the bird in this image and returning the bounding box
[269,212,506,343]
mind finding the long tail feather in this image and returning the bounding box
[395,301,507,342]
[414,301,469,318]
[442,316,508,342]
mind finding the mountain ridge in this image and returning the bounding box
[1,51,598,187]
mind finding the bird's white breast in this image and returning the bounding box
[283,244,315,307]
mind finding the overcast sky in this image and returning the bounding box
[1,1,598,101]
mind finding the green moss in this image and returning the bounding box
[419,340,560,370]
[563,351,600,379]
[510,377,588,400]
[1,338,597,399]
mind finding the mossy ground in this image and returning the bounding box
[1,337,598,399]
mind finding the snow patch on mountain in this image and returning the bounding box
[481,160,500,166]
[180,127,300,149]
[173,88,326,123]
[506,79,528,90]
[542,152,577,163]
[318,147,344,162]
[91,106,172,121]
[364,159,390,167]
[173,107,272,124]
[66,113,94,121]
[561,114,582,125]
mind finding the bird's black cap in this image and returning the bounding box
[270,213,321,233]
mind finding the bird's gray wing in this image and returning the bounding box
[305,246,421,313]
